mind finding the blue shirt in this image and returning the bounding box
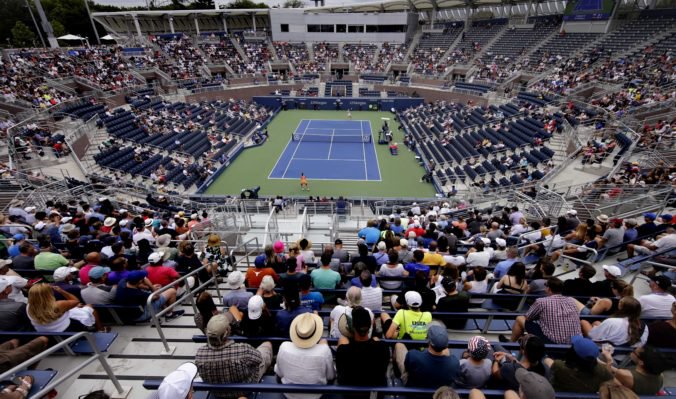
[404,349,460,388]
[358,227,381,245]
[301,291,325,311]
[8,244,20,258]
[404,262,430,278]
[623,228,638,242]
[275,306,312,337]
[493,258,517,279]
[390,225,404,236]
[350,276,377,288]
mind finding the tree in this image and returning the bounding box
[11,21,36,47]
[51,19,66,37]
[283,0,304,7]
[226,0,269,8]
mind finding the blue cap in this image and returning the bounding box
[571,335,599,359]
[659,214,673,222]
[643,213,656,220]
[127,270,148,283]
[13,234,26,241]
[89,266,111,280]
[254,254,266,268]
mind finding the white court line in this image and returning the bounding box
[294,157,364,161]
[360,120,368,180]
[327,129,334,160]
[281,120,309,179]
[368,120,382,180]
[267,119,304,179]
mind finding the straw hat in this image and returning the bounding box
[290,313,324,349]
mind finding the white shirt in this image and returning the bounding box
[654,234,676,250]
[587,317,649,347]
[328,305,374,338]
[466,251,490,268]
[639,292,675,319]
[361,286,383,312]
[510,224,527,236]
[133,229,155,244]
[274,342,336,399]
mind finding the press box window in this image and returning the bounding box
[281,24,289,32]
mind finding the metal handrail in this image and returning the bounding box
[0,332,126,398]
[262,207,278,249]
[147,263,219,355]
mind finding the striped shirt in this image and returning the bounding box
[361,286,383,312]
[525,294,581,344]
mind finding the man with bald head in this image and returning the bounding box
[79,252,102,285]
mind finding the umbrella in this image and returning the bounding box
[101,34,116,41]
[57,34,85,41]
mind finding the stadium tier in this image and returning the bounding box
[0,1,675,398]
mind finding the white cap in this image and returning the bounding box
[480,237,491,245]
[495,238,507,247]
[400,238,408,247]
[0,278,9,292]
[119,219,128,227]
[118,209,128,214]
[191,213,198,220]
[34,222,46,230]
[567,210,577,216]
[158,362,198,399]
[405,291,423,307]
[148,252,164,264]
[53,266,78,281]
[603,265,622,277]
[248,295,264,320]
[24,206,37,212]
[61,216,73,224]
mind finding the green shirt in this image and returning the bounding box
[310,267,341,289]
[34,251,69,271]
[392,309,433,340]
[550,359,613,393]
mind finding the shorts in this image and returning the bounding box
[525,320,555,344]
[136,295,167,322]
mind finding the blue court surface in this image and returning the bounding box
[269,119,381,181]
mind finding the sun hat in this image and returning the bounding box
[53,266,78,282]
[468,336,491,359]
[247,295,265,321]
[427,323,449,352]
[405,291,423,308]
[0,279,9,292]
[88,266,111,280]
[144,219,154,227]
[596,214,609,223]
[571,335,599,360]
[127,270,148,283]
[338,306,371,338]
[60,224,76,233]
[273,241,285,253]
[156,234,171,248]
[158,362,198,399]
[290,313,324,349]
[226,271,245,289]
[602,265,622,277]
[103,217,117,227]
[0,259,12,269]
[515,368,555,399]
[148,252,164,264]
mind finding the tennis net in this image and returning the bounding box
[292,133,372,143]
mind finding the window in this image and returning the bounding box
[320,24,334,32]
[336,24,347,33]
[365,24,407,33]
[307,24,321,32]
[281,24,289,32]
[348,25,364,33]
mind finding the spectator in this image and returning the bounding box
[581,296,648,346]
[52,266,83,302]
[78,252,102,285]
[336,306,390,386]
[269,241,287,274]
[359,271,382,312]
[12,242,36,270]
[502,277,581,344]
[599,345,673,395]
[298,238,316,265]
[275,313,335,397]
[259,275,282,310]
[157,362,198,399]
[330,286,373,338]
[562,264,596,297]
[457,336,493,388]
[358,220,381,247]
[332,239,350,263]
[115,270,183,322]
[275,287,311,337]
[591,265,623,298]
[81,266,115,305]
[623,226,675,259]
[393,323,460,387]
[310,253,341,289]
[493,262,528,310]
[299,274,324,311]
[200,234,230,276]
[466,241,491,268]
[373,241,389,265]
[639,275,675,318]
[351,243,378,274]
[378,250,408,290]
[34,239,70,272]
[145,252,180,288]
[245,255,279,289]
[0,336,49,373]
[195,314,272,399]
[229,295,276,337]
[493,247,519,279]
[545,335,613,392]
[27,283,103,332]
[194,291,219,334]
[404,249,430,278]
[382,291,432,340]
[579,279,634,316]
[222,271,253,311]
[647,301,676,348]
[0,278,32,331]
[398,239,414,264]
[436,278,470,329]
[491,335,549,391]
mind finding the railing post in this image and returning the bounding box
[84,333,128,396]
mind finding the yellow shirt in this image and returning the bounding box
[422,252,446,266]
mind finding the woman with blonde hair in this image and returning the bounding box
[27,284,106,332]
[564,223,588,245]
[200,233,230,277]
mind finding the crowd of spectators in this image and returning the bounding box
[152,35,208,79]
[342,44,379,73]
[240,41,271,74]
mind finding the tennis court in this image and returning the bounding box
[269,119,381,181]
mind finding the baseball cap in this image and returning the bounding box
[650,275,671,290]
[609,218,623,226]
[643,212,656,220]
[12,233,26,241]
[158,362,198,399]
[571,335,599,359]
[0,278,10,292]
[566,209,577,215]
[34,222,46,231]
[248,295,264,320]
[468,336,491,359]
[148,252,164,264]
[88,266,111,280]
[659,214,673,222]
[400,238,408,247]
[495,238,507,247]
[427,324,448,351]
[206,314,231,348]
[119,219,128,227]
[127,270,148,283]
[0,259,12,269]
[254,254,266,267]
[53,266,78,282]
[515,368,555,399]
[405,291,423,307]
[602,265,622,277]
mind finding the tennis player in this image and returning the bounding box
[300,173,309,191]
[347,109,352,120]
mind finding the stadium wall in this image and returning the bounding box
[373,86,489,106]
[252,96,424,111]
[185,84,305,103]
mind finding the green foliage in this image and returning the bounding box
[50,19,66,37]
[11,21,36,47]
[283,0,304,7]
[226,0,269,8]
[0,0,34,47]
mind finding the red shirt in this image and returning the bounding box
[245,267,279,288]
[79,264,96,285]
[146,265,179,287]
